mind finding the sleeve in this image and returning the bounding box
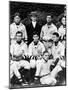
[28,44,33,57]
[10,24,13,39]
[57,44,65,58]
[58,27,61,36]
[10,44,14,56]
[23,44,28,56]
[51,25,57,34]
[60,44,65,56]
[54,26,57,32]
[22,25,27,40]
[40,26,44,39]
[42,44,45,53]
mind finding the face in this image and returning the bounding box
[48,42,53,47]
[43,52,49,61]
[16,33,22,42]
[14,16,21,24]
[31,16,37,22]
[46,15,52,23]
[52,35,59,42]
[61,17,66,25]
[33,35,39,42]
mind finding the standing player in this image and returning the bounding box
[26,11,42,45]
[10,12,27,43]
[40,14,57,48]
[40,14,57,41]
[10,31,30,85]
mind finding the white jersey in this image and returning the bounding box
[10,40,28,56]
[40,23,57,40]
[58,25,66,38]
[10,22,27,40]
[28,41,45,57]
[40,59,54,76]
[48,41,65,60]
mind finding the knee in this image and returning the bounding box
[24,61,30,70]
[30,59,36,68]
[36,60,42,67]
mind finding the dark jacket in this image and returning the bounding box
[26,22,42,45]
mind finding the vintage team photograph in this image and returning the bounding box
[9,1,66,89]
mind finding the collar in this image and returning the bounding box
[33,41,40,46]
[13,22,22,26]
[15,40,24,45]
[46,23,53,28]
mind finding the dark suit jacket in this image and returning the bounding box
[26,22,42,45]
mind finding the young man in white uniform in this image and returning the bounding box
[39,51,57,85]
[51,32,65,61]
[10,13,27,43]
[10,31,30,85]
[40,14,57,41]
[28,32,45,82]
[40,51,65,85]
[48,32,65,79]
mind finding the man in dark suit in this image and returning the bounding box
[26,11,42,45]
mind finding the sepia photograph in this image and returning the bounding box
[9,1,66,89]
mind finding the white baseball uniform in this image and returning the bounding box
[10,40,30,79]
[10,22,27,40]
[40,23,57,40]
[28,41,45,76]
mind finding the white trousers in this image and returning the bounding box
[30,59,44,76]
[10,60,30,79]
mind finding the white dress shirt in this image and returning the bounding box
[32,21,37,28]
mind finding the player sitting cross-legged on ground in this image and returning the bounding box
[10,31,30,86]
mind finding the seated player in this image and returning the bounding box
[10,31,30,86]
[39,51,56,85]
[28,31,45,83]
[40,51,66,85]
[46,32,65,71]
[51,32,65,62]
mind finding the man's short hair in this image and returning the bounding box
[48,39,53,43]
[53,32,59,37]
[33,31,39,36]
[46,13,53,18]
[14,12,20,18]
[43,51,49,55]
[16,31,23,37]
